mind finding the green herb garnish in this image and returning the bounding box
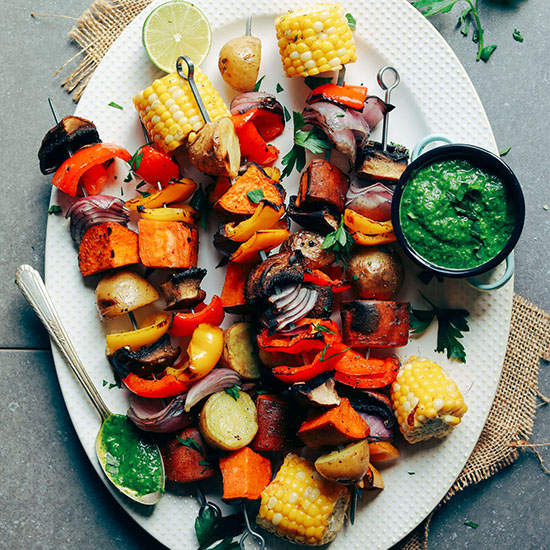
[136,190,151,198]
[345,13,356,30]
[47,205,61,215]
[276,83,284,93]
[408,471,416,475]
[409,292,470,362]
[123,172,133,183]
[190,184,209,230]
[128,147,144,172]
[513,28,524,42]
[177,436,202,452]
[253,75,265,92]
[304,75,333,90]
[283,106,291,122]
[224,384,241,400]
[321,217,354,267]
[246,188,265,204]
[198,459,212,474]
[352,274,359,281]
[314,323,336,335]
[108,101,124,110]
[412,0,497,62]
[499,146,511,156]
[319,344,351,362]
[464,520,478,529]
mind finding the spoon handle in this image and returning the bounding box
[16,264,111,421]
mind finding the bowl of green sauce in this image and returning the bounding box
[392,137,524,285]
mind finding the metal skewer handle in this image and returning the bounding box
[176,56,211,124]
[377,66,400,152]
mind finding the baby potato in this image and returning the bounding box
[222,322,262,380]
[218,35,261,92]
[346,246,404,300]
[314,439,370,483]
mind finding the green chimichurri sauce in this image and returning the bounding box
[99,414,163,497]
[400,159,516,269]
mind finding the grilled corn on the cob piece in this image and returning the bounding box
[257,453,350,546]
[133,70,230,155]
[390,356,467,443]
[275,3,357,77]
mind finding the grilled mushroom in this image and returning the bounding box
[161,267,207,310]
[356,141,409,183]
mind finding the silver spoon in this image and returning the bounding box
[15,264,165,505]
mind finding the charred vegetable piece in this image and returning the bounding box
[280,230,335,268]
[187,117,241,178]
[78,222,139,277]
[290,372,341,408]
[109,333,181,378]
[358,463,384,490]
[125,179,196,211]
[221,262,255,314]
[298,397,370,448]
[39,115,100,174]
[222,322,261,380]
[161,427,217,483]
[356,141,409,183]
[287,195,340,235]
[296,159,349,212]
[220,447,272,501]
[229,226,290,264]
[232,115,280,166]
[314,439,370,483]
[95,270,159,319]
[257,453,350,545]
[306,83,368,111]
[347,390,396,432]
[170,299,224,337]
[138,220,198,269]
[161,267,207,310]
[368,441,400,462]
[126,393,192,433]
[251,394,293,452]
[214,164,286,219]
[341,300,410,347]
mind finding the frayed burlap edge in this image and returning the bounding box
[393,294,550,550]
[60,0,153,101]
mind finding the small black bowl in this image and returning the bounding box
[391,142,525,278]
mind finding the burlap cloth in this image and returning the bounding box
[44,2,550,547]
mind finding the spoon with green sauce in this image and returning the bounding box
[15,264,165,505]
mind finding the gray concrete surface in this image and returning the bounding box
[1,1,548,549]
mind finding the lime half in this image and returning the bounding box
[142,1,212,73]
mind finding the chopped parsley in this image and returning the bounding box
[464,520,478,529]
[47,205,61,215]
[304,75,333,90]
[345,13,356,30]
[314,323,336,335]
[512,28,524,43]
[198,459,212,474]
[321,217,354,267]
[283,105,291,122]
[190,184,209,230]
[499,146,511,157]
[176,436,202,452]
[246,188,265,204]
[276,82,284,93]
[224,384,241,401]
[108,101,124,110]
[253,75,265,92]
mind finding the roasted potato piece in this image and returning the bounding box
[199,390,258,451]
[95,270,159,319]
[280,230,335,268]
[314,439,370,483]
[187,118,241,178]
[222,322,262,380]
[218,35,261,92]
[346,247,404,300]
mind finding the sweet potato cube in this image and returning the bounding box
[340,300,409,347]
[252,395,291,452]
[138,219,198,269]
[298,397,370,449]
[221,262,254,313]
[219,446,272,501]
[78,222,139,277]
[161,427,217,483]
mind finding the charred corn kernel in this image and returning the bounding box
[257,453,349,546]
[133,70,229,155]
[391,356,467,443]
[275,3,357,77]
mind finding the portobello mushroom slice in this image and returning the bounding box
[356,141,409,183]
[279,230,335,268]
[38,116,101,174]
[161,267,207,310]
[290,371,341,407]
[110,333,181,378]
[287,195,340,235]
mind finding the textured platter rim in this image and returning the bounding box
[43,1,512,549]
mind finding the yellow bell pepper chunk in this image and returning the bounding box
[351,231,397,245]
[230,227,290,264]
[138,204,198,224]
[344,208,394,235]
[125,178,197,211]
[224,201,285,242]
[105,312,171,356]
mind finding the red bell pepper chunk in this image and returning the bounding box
[231,108,285,141]
[334,351,399,376]
[303,269,350,293]
[272,342,351,384]
[123,371,195,398]
[170,296,224,337]
[52,143,131,197]
[306,83,368,111]
[80,163,109,195]
[334,356,400,389]
[233,119,279,166]
[132,145,180,188]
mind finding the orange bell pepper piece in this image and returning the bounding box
[125,178,196,211]
[223,201,285,242]
[229,226,289,264]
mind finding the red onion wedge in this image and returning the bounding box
[346,182,393,221]
[184,368,241,412]
[127,394,192,433]
[66,195,129,244]
[230,92,284,116]
[357,412,394,442]
[361,96,394,130]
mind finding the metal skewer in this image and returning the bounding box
[240,503,265,550]
[376,66,400,152]
[176,56,211,124]
[195,483,222,520]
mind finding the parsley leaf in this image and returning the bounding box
[253,75,265,92]
[411,0,459,17]
[224,384,241,400]
[410,292,470,362]
[283,105,291,122]
[108,101,124,110]
[195,507,218,547]
[276,82,284,93]
[176,436,202,452]
[513,28,524,42]
[128,147,144,172]
[47,205,61,215]
[321,217,354,267]
[499,146,512,157]
[304,75,333,90]
[464,520,478,529]
[246,188,265,204]
[479,44,497,62]
[190,184,209,230]
[345,13,356,30]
